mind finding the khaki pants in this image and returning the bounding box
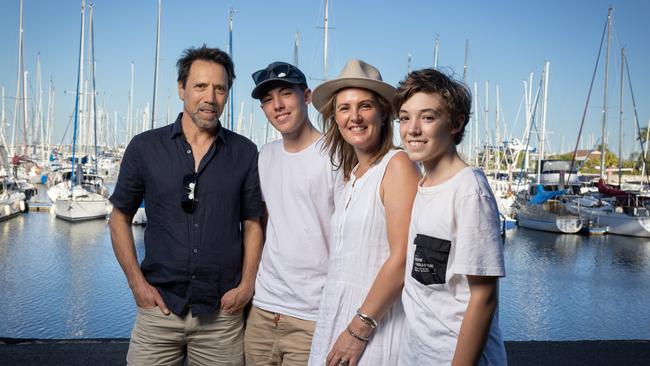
[127,307,244,366]
[244,306,316,366]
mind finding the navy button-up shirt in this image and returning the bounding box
[110,113,263,317]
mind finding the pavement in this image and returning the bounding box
[0,338,649,365]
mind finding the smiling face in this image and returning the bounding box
[399,92,459,169]
[334,88,384,156]
[178,59,229,129]
[259,84,311,136]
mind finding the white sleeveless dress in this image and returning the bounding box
[308,149,405,366]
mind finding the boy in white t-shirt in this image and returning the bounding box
[244,61,340,366]
[394,68,507,365]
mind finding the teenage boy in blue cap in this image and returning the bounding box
[244,62,341,365]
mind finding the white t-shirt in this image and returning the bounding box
[400,167,507,365]
[254,137,341,321]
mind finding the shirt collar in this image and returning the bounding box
[170,112,226,144]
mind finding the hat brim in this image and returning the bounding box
[311,78,396,112]
[251,78,305,99]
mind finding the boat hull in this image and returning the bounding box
[0,193,26,222]
[53,198,110,221]
[578,209,650,238]
[517,211,583,234]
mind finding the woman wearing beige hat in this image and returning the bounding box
[307,60,420,366]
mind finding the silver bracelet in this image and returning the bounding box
[346,325,369,342]
[356,308,378,329]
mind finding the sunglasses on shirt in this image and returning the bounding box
[181,173,197,214]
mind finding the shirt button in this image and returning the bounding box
[193,248,198,253]
[191,275,196,279]
[186,149,191,154]
[194,223,199,228]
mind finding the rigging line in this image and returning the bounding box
[623,54,650,186]
[515,70,543,188]
[58,114,74,148]
[566,9,609,186]
[308,0,326,81]
[510,90,525,143]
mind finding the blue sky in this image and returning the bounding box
[1,0,649,159]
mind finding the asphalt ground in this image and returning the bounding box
[1,339,649,365]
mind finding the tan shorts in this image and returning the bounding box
[244,306,316,366]
[127,307,244,366]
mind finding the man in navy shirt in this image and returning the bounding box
[109,45,263,365]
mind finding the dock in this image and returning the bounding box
[28,201,52,212]
[0,339,648,365]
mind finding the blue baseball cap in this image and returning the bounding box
[251,61,308,99]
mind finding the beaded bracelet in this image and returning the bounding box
[346,325,369,342]
[356,309,378,329]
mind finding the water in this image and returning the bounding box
[501,229,650,340]
[1,208,649,341]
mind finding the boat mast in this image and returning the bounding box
[294,31,300,67]
[600,7,612,180]
[71,0,86,184]
[1,86,4,141]
[618,47,624,186]
[10,0,25,158]
[0,87,7,155]
[483,81,489,172]
[248,101,254,140]
[227,8,235,130]
[495,84,501,177]
[22,70,29,155]
[127,61,134,143]
[89,3,99,175]
[433,34,440,68]
[36,53,44,158]
[323,0,329,80]
[540,61,550,183]
[113,111,118,148]
[463,39,469,160]
[151,0,161,130]
[473,81,479,167]
[45,79,54,153]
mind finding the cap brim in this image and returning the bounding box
[251,78,305,99]
[311,78,396,112]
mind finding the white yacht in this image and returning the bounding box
[566,181,650,238]
[514,160,584,234]
[0,177,27,221]
[49,168,111,221]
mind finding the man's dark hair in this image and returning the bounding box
[176,45,235,88]
[394,68,471,145]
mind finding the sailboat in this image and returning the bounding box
[515,159,584,234]
[51,1,110,221]
[566,180,650,237]
[0,159,27,221]
[564,8,650,238]
[512,63,584,234]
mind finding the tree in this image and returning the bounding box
[580,144,619,173]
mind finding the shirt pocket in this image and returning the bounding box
[411,234,451,285]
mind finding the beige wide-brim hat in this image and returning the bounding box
[312,59,396,112]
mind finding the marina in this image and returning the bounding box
[0,2,649,358]
[1,190,649,341]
